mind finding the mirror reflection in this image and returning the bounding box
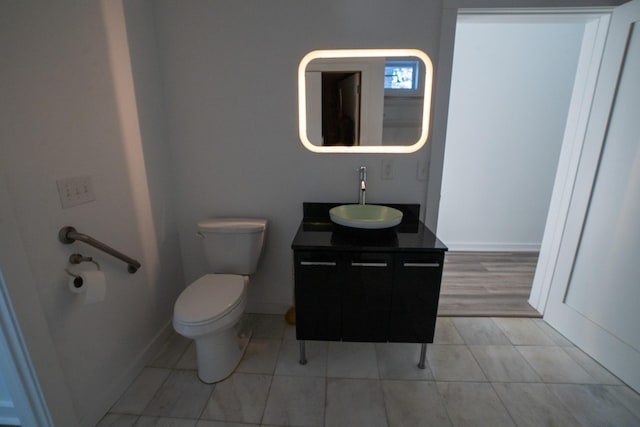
[298,49,433,153]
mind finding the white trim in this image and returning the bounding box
[0,176,56,427]
[424,6,458,229]
[0,272,52,427]
[458,7,615,21]
[0,177,77,426]
[543,0,640,392]
[528,11,611,312]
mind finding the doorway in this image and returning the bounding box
[437,9,610,317]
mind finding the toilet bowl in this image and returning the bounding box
[172,218,267,383]
[173,274,248,383]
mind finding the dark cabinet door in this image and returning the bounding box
[389,252,444,343]
[294,251,342,341]
[342,253,394,342]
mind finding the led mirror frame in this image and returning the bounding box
[298,48,433,154]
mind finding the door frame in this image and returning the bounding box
[424,4,616,231]
[528,9,612,312]
[429,5,614,312]
[542,0,640,391]
[0,272,51,427]
[0,178,77,426]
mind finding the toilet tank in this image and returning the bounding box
[197,218,267,274]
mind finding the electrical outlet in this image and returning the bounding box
[381,159,395,180]
[57,175,95,209]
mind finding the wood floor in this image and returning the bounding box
[438,251,542,318]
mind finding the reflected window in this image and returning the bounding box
[384,60,419,90]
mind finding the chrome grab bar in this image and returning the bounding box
[58,226,141,274]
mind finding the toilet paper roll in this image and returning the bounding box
[68,270,106,304]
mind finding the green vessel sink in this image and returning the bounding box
[329,204,403,229]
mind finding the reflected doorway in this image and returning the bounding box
[322,72,361,146]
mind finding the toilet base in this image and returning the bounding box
[173,275,251,383]
[194,325,251,383]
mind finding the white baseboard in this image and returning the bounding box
[445,242,541,252]
[80,320,174,427]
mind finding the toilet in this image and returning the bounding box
[173,218,267,383]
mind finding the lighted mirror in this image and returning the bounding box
[298,49,433,153]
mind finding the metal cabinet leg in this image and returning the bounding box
[299,341,308,365]
[417,343,427,369]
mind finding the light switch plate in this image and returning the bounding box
[57,175,95,209]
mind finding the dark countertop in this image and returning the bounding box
[291,202,448,253]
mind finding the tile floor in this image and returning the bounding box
[97,315,640,427]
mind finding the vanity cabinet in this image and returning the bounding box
[294,251,342,341]
[389,252,445,343]
[292,203,448,347]
[342,252,394,342]
[294,250,444,343]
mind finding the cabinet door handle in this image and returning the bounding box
[403,262,440,268]
[300,261,337,266]
[351,262,388,267]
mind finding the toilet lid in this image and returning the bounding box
[174,274,245,324]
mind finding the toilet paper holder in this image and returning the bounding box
[64,253,101,284]
[69,253,101,270]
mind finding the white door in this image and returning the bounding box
[544,0,640,392]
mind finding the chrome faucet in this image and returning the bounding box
[358,166,366,205]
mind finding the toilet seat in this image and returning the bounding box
[174,274,245,327]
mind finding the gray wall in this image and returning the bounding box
[0,1,183,424]
[153,0,623,311]
[152,0,445,313]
